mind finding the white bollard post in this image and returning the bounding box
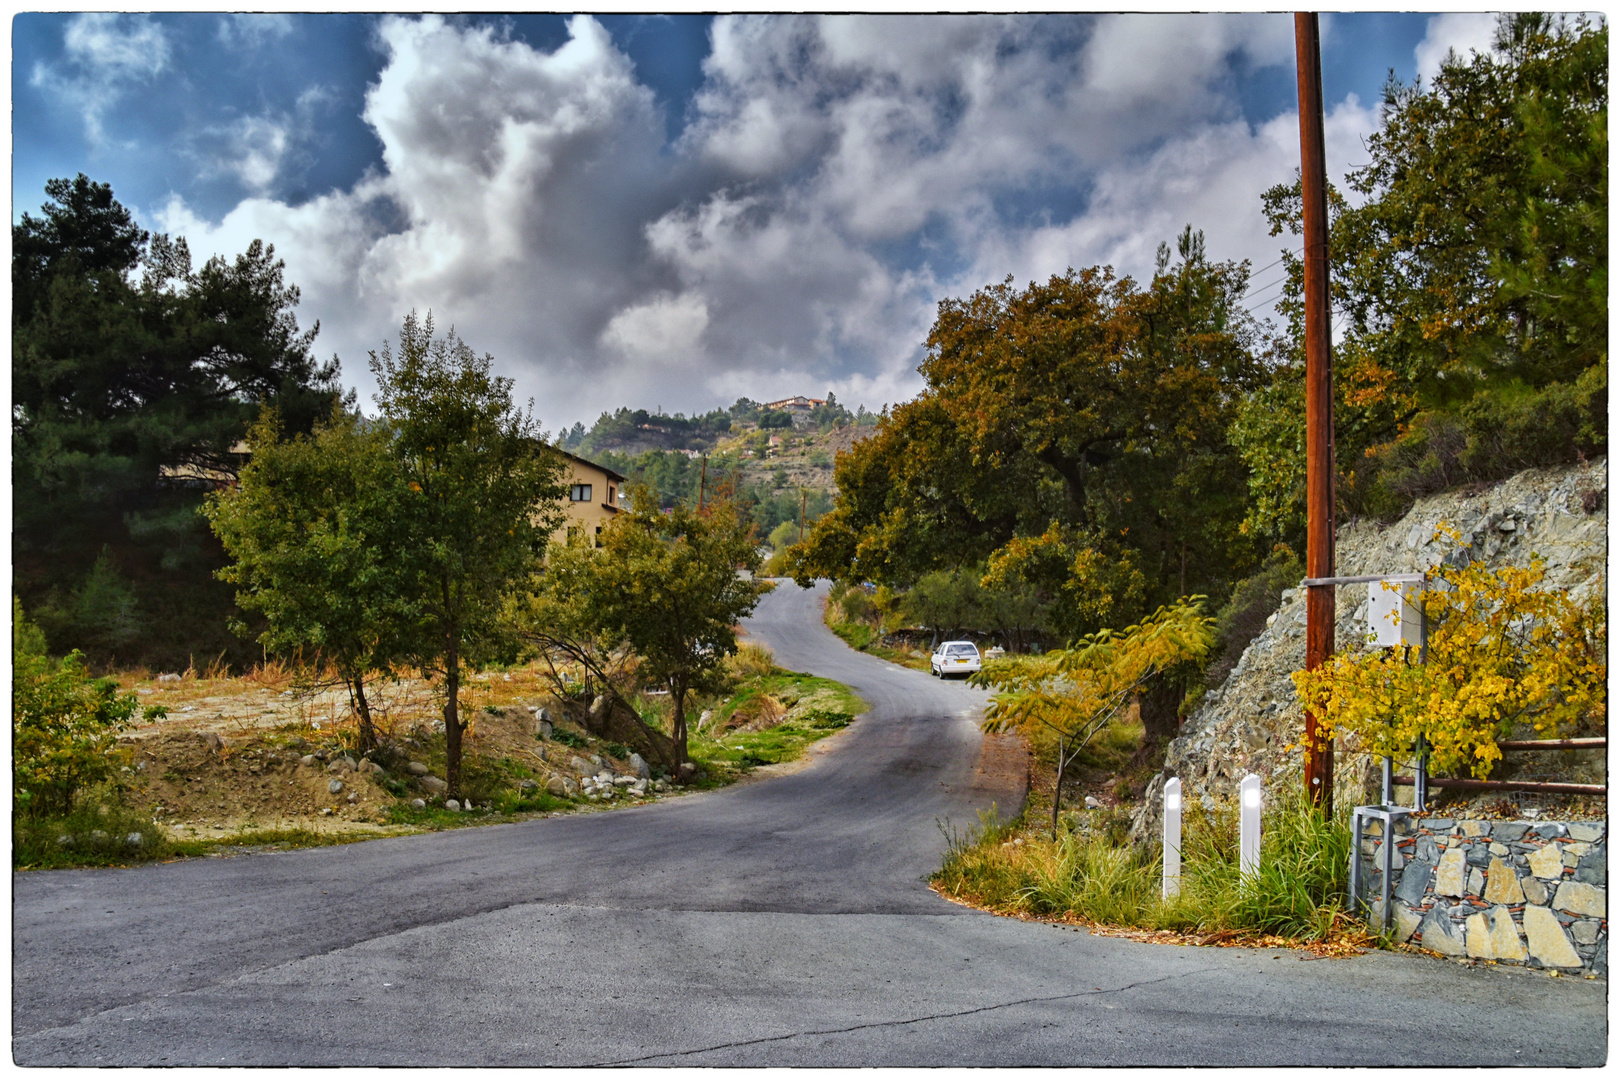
[1162,778,1182,898]
[1239,773,1262,878]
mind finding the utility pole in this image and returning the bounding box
[697,454,708,512]
[798,489,807,545]
[1296,12,1336,814]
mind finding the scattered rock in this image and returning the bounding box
[407,761,430,776]
[90,830,110,843]
[157,673,181,683]
[628,752,650,779]
[547,777,568,797]
[319,807,333,816]
[612,776,635,788]
[535,721,554,741]
[300,754,318,767]
[346,792,359,803]
[1084,796,1103,809]
[125,832,143,848]
[56,835,74,848]
[518,779,539,794]
[445,799,461,812]
[411,799,426,809]
[419,776,447,794]
[328,780,344,794]
[569,756,595,776]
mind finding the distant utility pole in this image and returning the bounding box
[1296,12,1336,813]
[799,489,807,546]
[698,454,708,512]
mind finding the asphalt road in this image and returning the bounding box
[12,581,1607,1065]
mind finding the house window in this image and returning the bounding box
[570,483,592,502]
[607,485,616,505]
[595,525,604,548]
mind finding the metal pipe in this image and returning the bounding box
[1495,738,1608,751]
[1391,776,1607,796]
[1295,12,1336,813]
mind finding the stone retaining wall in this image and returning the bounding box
[1362,816,1606,976]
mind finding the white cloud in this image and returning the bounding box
[217,14,295,49]
[1414,13,1500,85]
[33,13,170,143]
[147,13,1389,429]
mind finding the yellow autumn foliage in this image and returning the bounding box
[973,600,1215,754]
[1292,539,1605,780]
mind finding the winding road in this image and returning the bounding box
[12,581,1606,1065]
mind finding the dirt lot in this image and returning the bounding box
[111,664,645,841]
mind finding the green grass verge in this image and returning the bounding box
[827,619,931,672]
[689,670,864,778]
[933,787,1361,945]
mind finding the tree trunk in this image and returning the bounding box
[1137,679,1183,742]
[671,678,688,768]
[444,633,462,799]
[351,675,376,754]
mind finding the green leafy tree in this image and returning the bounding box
[204,407,412,753]
[794,231,1263,637]
[13,598,164,818]
[527,490,769,768]
[902,566,989,649]
[371,313,567,798]
[1240,14,1607,531]
[13,174,344,668]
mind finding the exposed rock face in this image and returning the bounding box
[1132,458,1606,842]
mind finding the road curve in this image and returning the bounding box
[12,581,1606,1065]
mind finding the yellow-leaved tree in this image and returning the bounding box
[1292,546,1605,781]
[972,600,1215,836]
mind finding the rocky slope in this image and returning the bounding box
[1132,457,1607,840]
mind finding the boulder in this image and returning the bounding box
[570,756,595,776]
[547,777,568,797]
[411,799,426,809]
[328,780,344,794]
[628,752,650,779]
[300,754,318,767]
[518,779,540,794]
[419,775,448,794]
[445,799,461,812]
[407,761,430,776]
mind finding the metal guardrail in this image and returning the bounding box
[1391,737,1606,797]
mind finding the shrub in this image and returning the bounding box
[13,598,163,818]
[1367,368,1606,515]
[13,796,171,869]
[1293,543,1606,779]
[1205,546,1303,689]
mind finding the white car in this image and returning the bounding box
[930,640,982,678]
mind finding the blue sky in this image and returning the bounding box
[12,12,1505,429]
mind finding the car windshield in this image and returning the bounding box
[946,645,977,657]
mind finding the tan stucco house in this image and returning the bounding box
[556,449,626,547]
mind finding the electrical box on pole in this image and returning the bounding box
[1368,576,1425,649]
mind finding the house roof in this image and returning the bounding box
[554,447,626,483]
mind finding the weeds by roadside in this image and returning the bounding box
[933,787,1367,951]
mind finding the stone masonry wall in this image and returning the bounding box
[1362,816,1606,976]
[1131,457,1607,843]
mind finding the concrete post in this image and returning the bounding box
[1240,773,1263,878]
[1162,778,1182,898]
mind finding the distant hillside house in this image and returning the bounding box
[763,395,825,413]
[556,449,625,547]
[763,396,825,428]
